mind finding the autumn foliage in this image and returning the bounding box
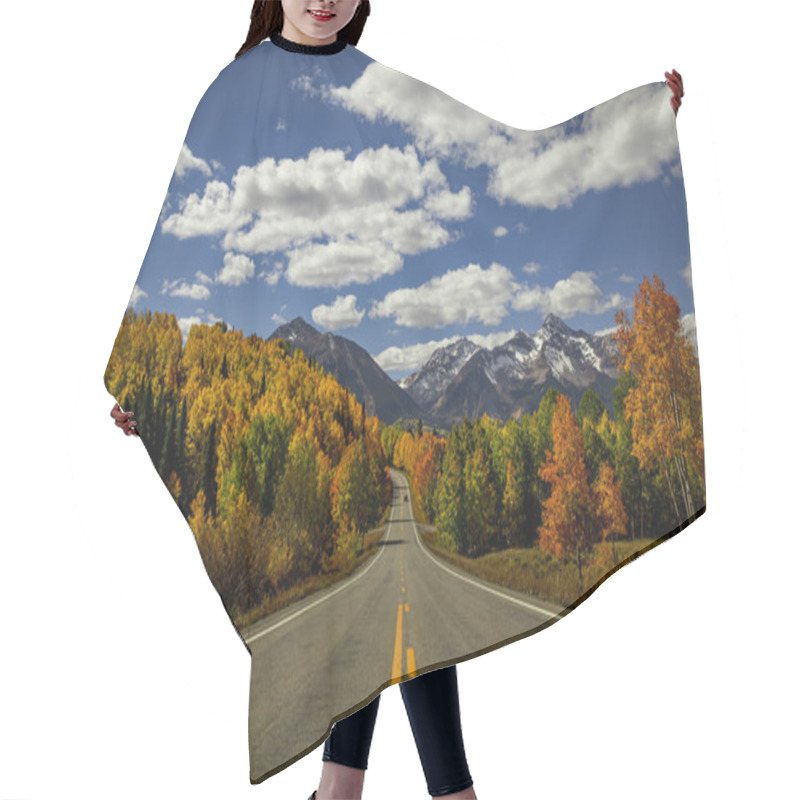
[108,271,705,619]
[104,310,392,624]
[537,395,627,590]
[614,274,705,525]
[382,275,702,595]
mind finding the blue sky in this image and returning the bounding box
[128,42,695,380]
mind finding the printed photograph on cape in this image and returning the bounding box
[103,37,705,782]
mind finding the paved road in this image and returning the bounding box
[245,467,566,783]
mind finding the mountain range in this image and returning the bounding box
[268,317,426,423]
[269,314,624,429]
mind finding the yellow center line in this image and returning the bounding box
[390,498,416,683]
[406,647,416,677]
[391,602,404,684]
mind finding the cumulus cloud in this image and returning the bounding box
[511,270,625,318]
[323,62,514,166]
[680,312,698,350]
[161,144,468,289]
[493,225,508,237]
[128,283,147,309]
[177,310,224,342]
[174,143,213,179]
[312,294,365,331]
[156,256,255,306]
[681,259,693,288]
[368,262,628,330]
[286,238,402,288]
[177,316,204,337]
[161,179,251,238]
[374,329,517,373]
[593,324,620,337]
[370,262,518,328]
[216,252,255,287]
[160,277,211,301]
[259,262,285,287]
[422,186,473,220]
[325,63,677,210]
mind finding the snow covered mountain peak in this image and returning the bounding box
[399,315,621,423]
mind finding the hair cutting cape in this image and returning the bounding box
[103,31,706,785]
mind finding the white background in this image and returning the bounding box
[1,1,796,798]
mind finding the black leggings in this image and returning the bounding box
[323,664,474,797]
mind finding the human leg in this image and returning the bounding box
[399,664,476,798]
[316,693,381,799]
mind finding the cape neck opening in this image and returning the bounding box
[269,30,348,55]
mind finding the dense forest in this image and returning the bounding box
[385,274,705,592]
[104,313,393,624]
[105,272,704,623]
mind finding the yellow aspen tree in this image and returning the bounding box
[614,274,704,526]
[502,459,525,548]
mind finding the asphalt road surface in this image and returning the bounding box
[244,467,566,783]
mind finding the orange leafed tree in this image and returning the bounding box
[614,274,704,526]
[538,394,595,590]
[592,462,628,562]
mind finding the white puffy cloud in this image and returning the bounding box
[161,143,467,288]
[286,238,402,288]
[368,263,627,330]
[259,264,284,286]
[326,63,677,210]
[369,262,518,328]
[323,62,509,165]
[374,330,517,373]
[593,324,619,337]
[312,294,365,331]
[177,310,224,342]
[463,329,521,351]
[161,180,251,238]
[680,312,698,350]
[128,283,147,308]
[511,270,625,318]
[177,315,203,338]
[174,143,212,179]
[422,186,473,220]
[681,259,693,288]
[216,252,255,287]
[160,277,211,301]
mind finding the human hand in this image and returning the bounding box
[110,402,140,436]
[665,68,683,116]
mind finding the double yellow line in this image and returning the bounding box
[390,558,416,683]
[391,598,416,684]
